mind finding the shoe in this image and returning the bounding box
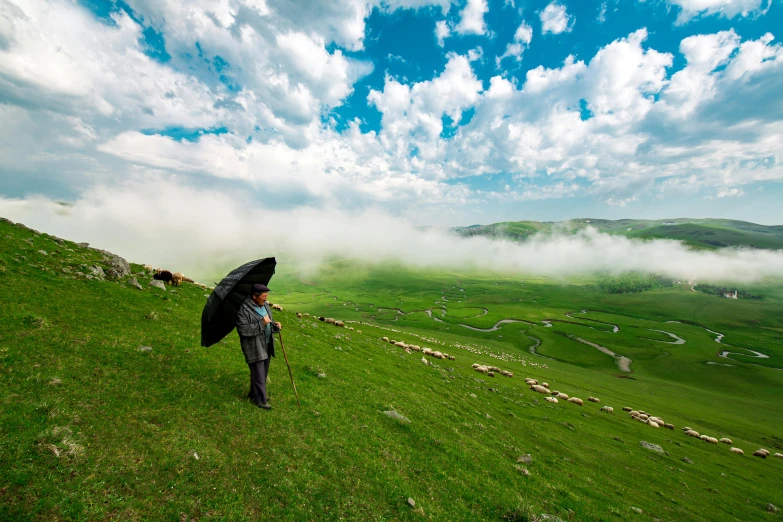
[256,402,271,410]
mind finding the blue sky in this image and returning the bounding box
[1,0,782,229]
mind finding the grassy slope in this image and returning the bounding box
[455,218,783,250]
[2,221,783,521]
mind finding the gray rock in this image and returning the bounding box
[149,280,167,291]
[517,454,533,464]
[682,457,693,464]
[137,346,152,353]
[630,507,642,514]
[640,441,664,453]
[407,497,415,508]
[538,516,565,522]
[103,255,131,279]
[87,265,105,280]
[77,242,89,248]
[767,504,778,513]
[317,372,326,379]
[37,250,47,255]
[383,410,411,423]
[128,277,143,290]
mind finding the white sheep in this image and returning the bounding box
[682,427,692,432]
[588,397,600,403]
[773,453,783,459]
[600,406,614,414]
[622,407,633,412]
[530,385,549,394]
[720,438,732,445]
[629,411,639,417]
[545,397,558,403]
[730,447,744,455]
[325,318,335,324]
[556,393,569,400]
[541,382,549,389]
[421,357,429,366]
[638,414,649,421]
[423,348,434,356]
[664,423,675,430]
[758,449,770,456]
[686,430,700,438]
[303,313,310,317]
[382,337,390,342]
[706,437,719,444]
[296,312,302,318]
[700,435,709,441]
[568,397,584,406]
[487,371,495,377]
[394,342,406,348]
[335,320,345,327]
[753,450,767,458]
[647,420,660,428]
[271,303,283,311]
[525,379,538,385]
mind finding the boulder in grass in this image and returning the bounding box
[104,255,131,279]
[149,280,166,291]
[383,410,411,424]
[640,441,664,453]
[128,277,143,290]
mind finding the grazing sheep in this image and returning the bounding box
[487,371,495,377]
[700,435,709,441]
[773,453,783,459]
[629,411,639,417]
[588,397,600,403]
[433,351,444,359]
[421,357,429,366]
[638,414,649,421]
[600,406,614,414]
[423,348,434,356]
[411,345,421,352]
[682,427,692,432]
[706,437,719,444]
[730,447,744,455]
[472,363,480,368]
[382,337,390,342]
[394,342,406,348]
[556,393,569,400]
[325,318,336,324]
[303,313,310,318]
[389,339,397,344]
[568,397,584,406]
[753,450,767,458]
[638,411,647,415]
[647,420,660,428]
[170,272,184,286]
[664,423,675,430]
[545,397,558,403]
[153,269,173,284]
[297,312,303,318]
[622,407,633,412]
[758,449,770,456]
[686,430,700,438]
[525,379,538,385]
[318,317,325,322]
[530,385,549,394]
[335,321,345,327]
[720,438,732,445]
[143,264,153,272]
[449,355,457,361]
[541,382,549,388]
[349,327,354,331]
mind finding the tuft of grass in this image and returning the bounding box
[22,314,49,328]
[145,311,158,320]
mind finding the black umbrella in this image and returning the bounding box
[200,257,276,347]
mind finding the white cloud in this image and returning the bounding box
[454,0,489,35]
[496,20,533,66]
[540,1,573,35]
[435,19,451,46]
[667,0,771,24]
[3,183,783,284]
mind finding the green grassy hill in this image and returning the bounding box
[455,218,783,250]
[2,219,783,521]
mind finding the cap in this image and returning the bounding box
[251,283,270,294]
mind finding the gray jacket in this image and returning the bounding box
[236,297,280,364]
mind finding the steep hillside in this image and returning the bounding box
[1,218,782,521]
[455,218,783,250]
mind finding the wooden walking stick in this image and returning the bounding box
[278,331,300,407]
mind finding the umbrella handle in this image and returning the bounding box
[278,331,301,407]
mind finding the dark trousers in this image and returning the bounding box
[248,357,271,405]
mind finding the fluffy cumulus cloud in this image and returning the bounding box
[667,0,772,24]
[540,1,573,35]
[496,20,534,66]
[1,0,783,239]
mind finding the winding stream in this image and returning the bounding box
[644,329,686,345]
[572,336,633,372]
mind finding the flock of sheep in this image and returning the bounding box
[294,311,361,332]
[520,374,783,461]
[144,265,211,290]
[471,363,514,378]
[379,336,456,361]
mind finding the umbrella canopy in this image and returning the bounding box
[201,257,276,347]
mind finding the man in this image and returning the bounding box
[235,283,282,410]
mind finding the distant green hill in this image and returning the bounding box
[455,218,783,250]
